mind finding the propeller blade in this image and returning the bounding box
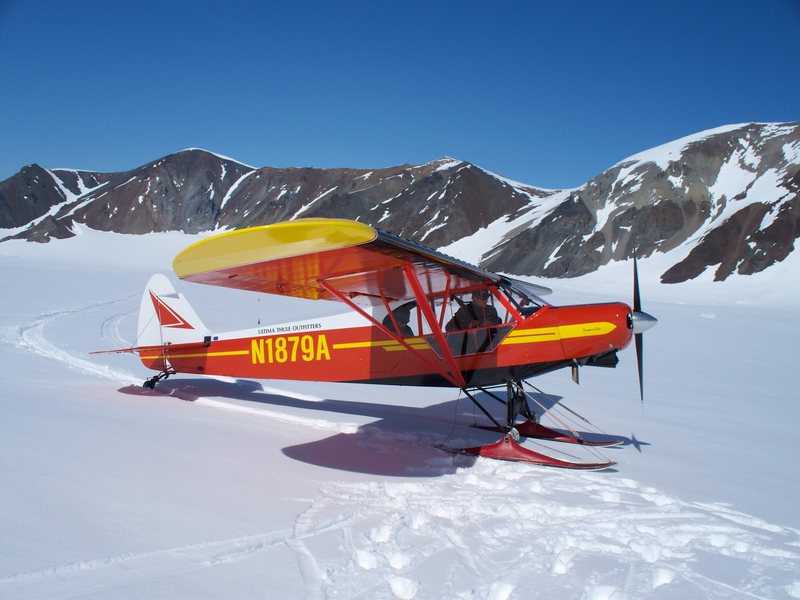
[635,332,644,402]
[632,248,653,401]
[633,252,641,313]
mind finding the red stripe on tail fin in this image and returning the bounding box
[149,291,194,329]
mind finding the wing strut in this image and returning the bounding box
[317,269,466,388]
[401,263,466,388]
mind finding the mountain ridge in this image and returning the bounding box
[1,121,797,284]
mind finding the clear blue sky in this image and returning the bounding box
[1,0,798,189]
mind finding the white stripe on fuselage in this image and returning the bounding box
[213,310,371,342]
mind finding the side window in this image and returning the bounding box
[381,302,416,337]
[380,287,518,356]
[492,295,515,324]
[441,288,514,356]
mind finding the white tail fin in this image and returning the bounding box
[136,274,210,347]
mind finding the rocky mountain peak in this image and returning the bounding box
[1,122,797,284]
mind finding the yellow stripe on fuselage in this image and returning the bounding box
[502,321,616,345]
[331,322,616,353]
[332,338,429,351]
[139,350,250,360]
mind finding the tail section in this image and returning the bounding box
[137,273,210,348]
[91,274,210,383]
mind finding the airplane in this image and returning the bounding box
[95,218,657,470]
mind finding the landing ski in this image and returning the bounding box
[446,435,616,470]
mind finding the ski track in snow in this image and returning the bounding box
[193,396,360,434]
[0,528,293,599]
[99,309,134,350]
[10,296,141,385]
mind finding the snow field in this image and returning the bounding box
[1,231,799,598]
[286,461,799,599]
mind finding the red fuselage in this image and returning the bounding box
[139,301,633,388]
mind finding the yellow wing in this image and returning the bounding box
[173,218,500,303]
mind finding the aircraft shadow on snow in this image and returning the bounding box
[118,379,649,477]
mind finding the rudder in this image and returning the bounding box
[137,273,210,348]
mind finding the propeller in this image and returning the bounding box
[631,252,658,400]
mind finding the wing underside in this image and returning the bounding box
[173,218,500,304]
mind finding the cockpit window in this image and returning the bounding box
[499,280,548,317]
[378,286,518,357]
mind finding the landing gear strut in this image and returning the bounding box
[461,380,536,436]
[457,379,617,470]
[506,380,537,426]
[143,370,172,389]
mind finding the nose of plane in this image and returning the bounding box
[631,310,658,334]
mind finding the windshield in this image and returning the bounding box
[499,280,548,317]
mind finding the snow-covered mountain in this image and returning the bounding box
[467,122,800,284]
[1,122,797,283]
